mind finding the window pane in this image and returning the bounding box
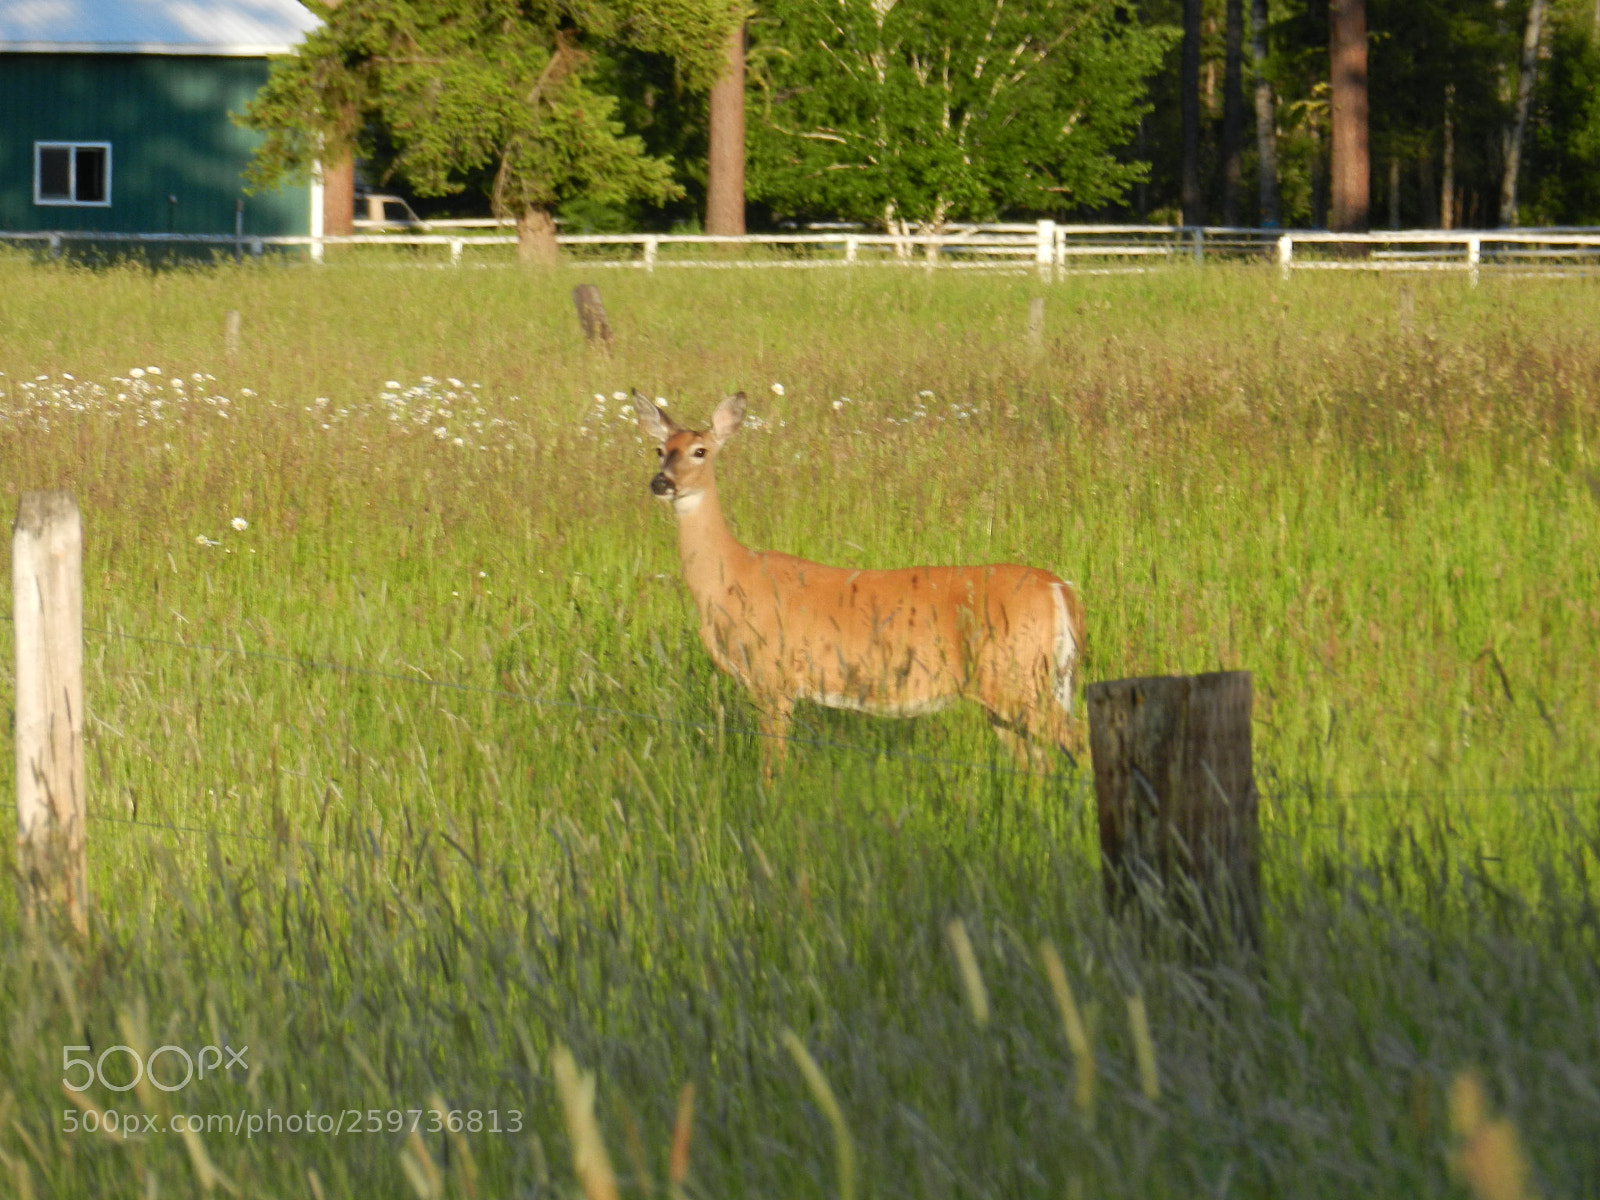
[75,146,106,203]
[38,147,71,200]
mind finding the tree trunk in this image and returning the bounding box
[1329,0,1369,232]
[706,20,747,236]
[517,207,560,265]
[323,151,355,237]
[1251,0,1280,227]
[1388,154,1400,227]
[1181,0,1204,225]
[1221,0,1244,225]
[1442,84,1456,230]
[1500,0,1548,227]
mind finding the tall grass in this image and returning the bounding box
[0,256,1596,1197]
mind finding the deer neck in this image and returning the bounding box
[671,473,746,599]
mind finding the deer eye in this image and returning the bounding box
[655,447,663,458]
[692,447,707,459]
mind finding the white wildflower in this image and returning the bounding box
[231,517,248,532]
[386,380,401,389]
[832,399,844,411]
[447,377,463,388]
[452,437,465,447]
[771,383,785,396]
[612,391,628,401]
[434,426,448,438]
[146,366,162,375]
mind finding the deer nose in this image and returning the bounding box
[650,473,675,496]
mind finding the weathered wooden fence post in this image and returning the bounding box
[1086,671,1260,953]
[1027,297,1046,355]
[13,491,88,936]
[572,284,614,347]
[224,309,241,362]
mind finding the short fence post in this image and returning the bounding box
[450,238,464,266]
[1276,233,1293,278]
[48,233,61,259]
[845,236,858,264]
[224,309,241,363]
[1035,219,1056,281]
[1466,235,1481,287]
[13,491,88,937]
[1087,671,1260,954]
[1027,296,1046,355]
[1192,226,1205,265]
[251,238,263,258]
[643,237,658,272]
[571,284,614,348]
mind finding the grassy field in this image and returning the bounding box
[0,254,1597,1198]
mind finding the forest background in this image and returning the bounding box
[241,0,1600,259]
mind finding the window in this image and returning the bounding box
[34,143,111,206]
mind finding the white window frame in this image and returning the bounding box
[34,142,113,207]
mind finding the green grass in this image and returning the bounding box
[0,256,1597,1198]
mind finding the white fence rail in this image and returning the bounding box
[7,223,1600,276]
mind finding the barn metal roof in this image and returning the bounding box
[0,0,319,56]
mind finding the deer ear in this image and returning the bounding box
[635,391,675,442]
[710,392,746,444]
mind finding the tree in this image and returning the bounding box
[748,0,1171,231]
[1499,0,1548,224]
[1181,0,1204,223]
[706,18,749,234]
[1251,0,1280,225]
[240,0,739,261]
[1221,0,1245,223]
[1328,0,1369,230]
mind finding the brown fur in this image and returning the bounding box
[639,392,1085,778]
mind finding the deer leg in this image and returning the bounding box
[755,695,794,782]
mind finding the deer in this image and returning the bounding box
[637,391,1086,779]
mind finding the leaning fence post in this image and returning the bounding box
[1086,671,1260,953]
[13,491,88,937]
[1276,233,1293,278]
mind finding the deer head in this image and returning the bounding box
[636,391,746,516]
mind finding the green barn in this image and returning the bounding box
[0,0,318,239]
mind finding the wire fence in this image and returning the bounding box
[5,610,1589,855]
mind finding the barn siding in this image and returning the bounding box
[0,54,308,235]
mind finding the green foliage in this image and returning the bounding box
[747,0,1173,227]
[238,0,742,218]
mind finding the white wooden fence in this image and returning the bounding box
[7,223,1600,276]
